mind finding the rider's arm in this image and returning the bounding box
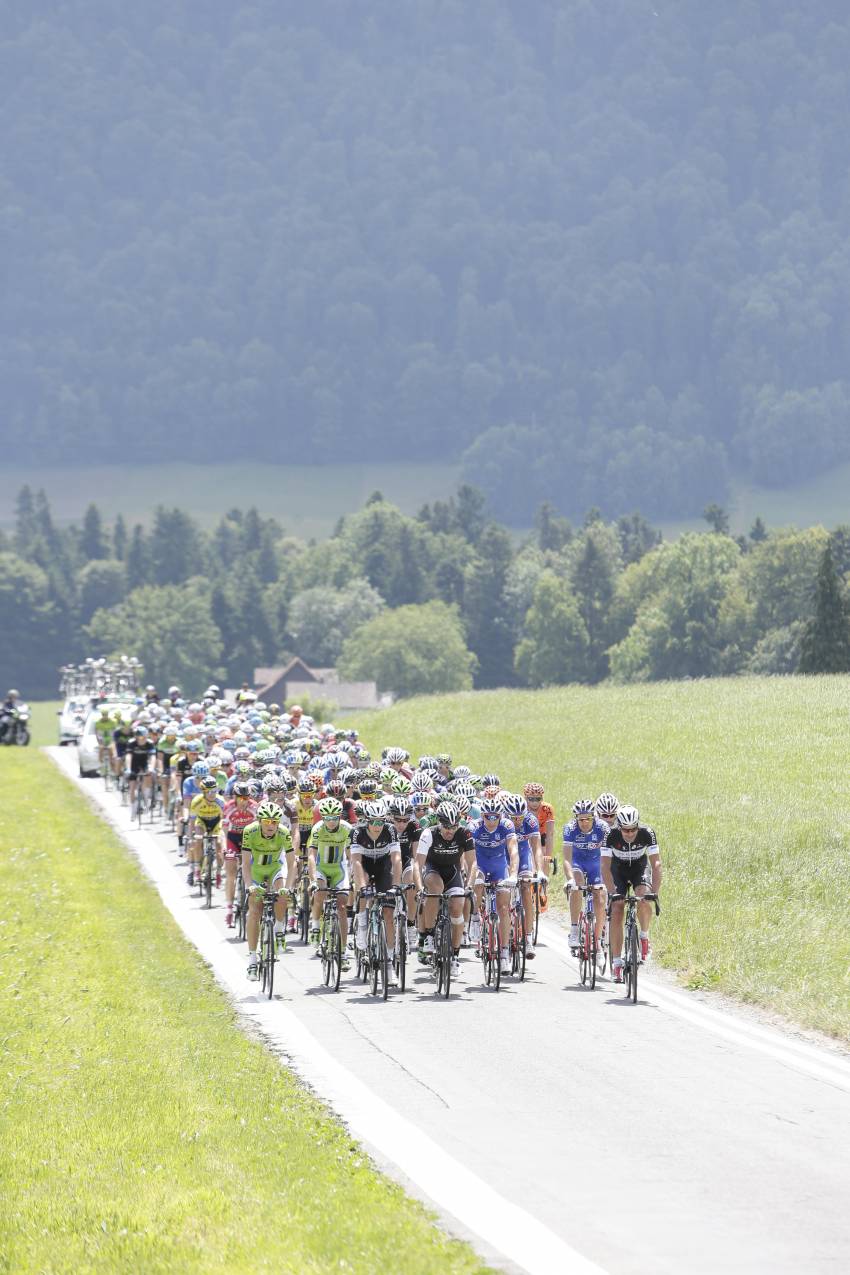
[562,837,576,885]
[648,849,662,894]
[350,849,365,891]
[506,833,519,878]
[416,828,433,876]
[529,830,542,875]
[600,843,615,893]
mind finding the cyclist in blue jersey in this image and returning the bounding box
[469,798,519,976]
[502,793,542,960]
[563,798,609,955]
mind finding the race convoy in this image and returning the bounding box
[73,675,662,996]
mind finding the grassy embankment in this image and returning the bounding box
[0,749,488,1275]
[358,676,850,1041]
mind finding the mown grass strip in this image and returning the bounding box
[0,751,489,1275]
[359,675,850,1041]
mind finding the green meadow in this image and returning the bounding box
[359,675,850,1040]
[0,749,487,1275]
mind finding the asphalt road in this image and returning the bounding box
[50,748,850,1275]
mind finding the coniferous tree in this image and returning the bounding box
[797,545,850,674]
[81,503,108,560]
[113,513,128,561]
[126,525,149,590]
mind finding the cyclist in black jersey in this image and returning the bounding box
[416,802,475,978]
[601,806,662,983]
[350,801,402,984]
[126,726,155,813]
[388,796,422,954]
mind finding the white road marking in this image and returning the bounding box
[48,750,607,1275]
[540,921,850,1093]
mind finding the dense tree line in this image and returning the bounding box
[5,4,850,519]
[3,483,847,700]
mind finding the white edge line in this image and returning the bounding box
[47,750,607,1275]
[540,920,850,1094]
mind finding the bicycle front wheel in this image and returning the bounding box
[578,914,590,986]
[514,907,526,982]
[441,916,452,1000]
[264,918,276,999]
[204,854,213,909]
[300,878,310,944]
[396,918,407,993]
[628,920,639,1003]
[369,925,379,997]
[331,916,343,992]
[532,884,540,945]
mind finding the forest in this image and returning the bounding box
[3,483,847,700]
[4,3,850,520]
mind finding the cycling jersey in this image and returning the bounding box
[127,739,155,774]
[350,826,400,860]
[563,818,609,857]
[603,825,658,862]
[223,798,257,837]
[112,727,132,757]
[395,819,422,868]
[469,816,516,880]
[94,718,115,745]
[307,819,354,866]
[189,793,224,830]
[418,826,474,872]
[533,801,555,847]
[512,812,539,873]
[296,795,315,828]
[241,821,294,871]
[156,740,177,773]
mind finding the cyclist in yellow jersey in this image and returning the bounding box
[188,776,225,889]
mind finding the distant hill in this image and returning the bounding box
[4,2,850,520]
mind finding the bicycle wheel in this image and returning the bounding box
[260,919,269,993]
[492,916,501,992]
[379,925,389,1001]
[578,913,590,986]
[514,905,526,982]
[628,919,639,1003]
[396,916,407,993]
[204,853,213,909]
[589,925,597,990]
[300,877,310,944]
[532,884,540,945]
[331,914,343,992]
[265,917,276,999]
[482,915,493,986]
[441,915,452,1000]
[369,920,379,996]
[236,876,246,940]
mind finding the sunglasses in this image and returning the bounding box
[482,812,500,821]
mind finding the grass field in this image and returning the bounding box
[357,676,850,1041]
[0,750,487,1275]
[0,462,461,540]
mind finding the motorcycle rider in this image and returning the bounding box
[0,689,23,743]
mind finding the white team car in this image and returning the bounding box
[58,697,91,745]
[77,702,130,777]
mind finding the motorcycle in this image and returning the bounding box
[0,703,31,746]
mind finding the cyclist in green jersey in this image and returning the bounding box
[155,725,179,813]
[94,707,116,775]
[307,798,353,967]
[241,802,295,980]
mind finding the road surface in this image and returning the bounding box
[49,748,850,1275]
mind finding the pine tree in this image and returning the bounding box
[81,503,108,560]
[14,485,37,555]
[126,525,149,590]
[798,545,850,673]
[749,516,768,543]
[703,503,730,535]
[113,513,128,561]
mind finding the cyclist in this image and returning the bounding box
[110,713,132,782]
[126,725,155,816]
[524,782,555,907]
[187,775,225,889]
[350,800,402,986]
[388,795,421,953]
[242,802,295,980]
[155,723,179,814]
[416,801,475,979]
[468,797,518,977]
[222,780,257,927]
[306,797,353,970]
[601,805,662,983]
[93,705,116,775]
[502,793,542,960]
[595,792,619,832]
[563,798,609,960]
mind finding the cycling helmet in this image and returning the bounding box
[358,777,378,798]
[256,801,283,821]
[326,753,346,771]
[572,798,595,816]
[297,776,317,793]
[596,792,619,817]
[410,772,432,792]
[247,778,263,799]
[363,799,388,824]
[391,775,412,795]
[418,754,437,770]
[436,753,452,767]
[454,781,476,800]
[200,775,218,792]
[191,761,209,777]
[437,801,460,826]
[480,798,501,817]
[325,780,346,800]
[263,775,285,794]
[379,767,396,787]
[617,805,640,828]
[385,747,407,764]
[281,772,297,794]
[387,796,411,819]
[524,782,545,798]
[232,781,251,798]
[410,793,430,811]
[482,773,500,788]
[453,765,471,781]
[318,797,343,819]
[455,795,471,818]
[502,794,528,818]
[134,724,149,737]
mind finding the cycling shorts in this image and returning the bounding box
[250,861,286,890]
[475,854,508,884]
[315,859,350,892]
[572,848,603,886]
[362,853,394,894]
[423,862,465,896]
[225,831,243,860]
[611,854,648,896]
[518,843,535,875]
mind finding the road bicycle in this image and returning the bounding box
[510,882,527,981]
[258,887,280,999]
[199,831,218,909]
[357,887,395,1000]
[419,888,458,999]
[476,881,507,991]
[609,888,660,1003]
[233,862,247,939]
[317,889,346,991]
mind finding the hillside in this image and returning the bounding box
[4,3,850,519]
[358,676,850,1037]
